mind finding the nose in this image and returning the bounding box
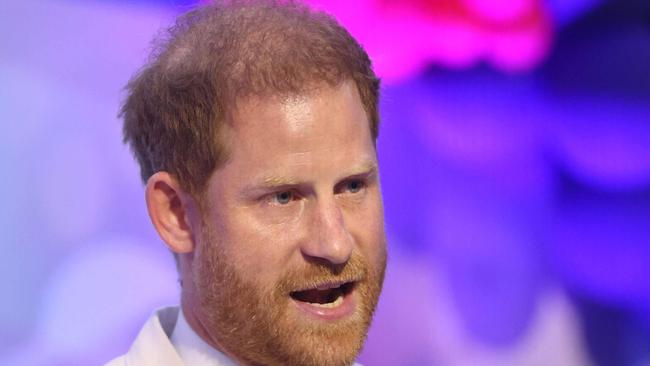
[301,198,354,265]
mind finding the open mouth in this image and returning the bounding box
[289,281,356,308]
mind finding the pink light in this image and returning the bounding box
[489,25,552,72]
[463,0,536,23]
[427,20,485,69]
[308,0,553,80]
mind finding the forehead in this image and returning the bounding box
[233,81,366,131]
[223,81,376,170]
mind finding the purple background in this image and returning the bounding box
[1,0,649,365]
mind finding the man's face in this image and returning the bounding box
[189,80,387,366]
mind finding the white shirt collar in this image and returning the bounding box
[170,309,238,366]
[171,307,363,366]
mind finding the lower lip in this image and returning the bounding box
[290,289,357,321]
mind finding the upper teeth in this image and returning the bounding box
[309,293,344,308]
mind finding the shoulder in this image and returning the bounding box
[103,306,182,366]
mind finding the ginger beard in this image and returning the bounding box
[192,225,387,366]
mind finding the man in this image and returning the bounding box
[107,1,387,365]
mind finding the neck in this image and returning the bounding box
[180,287,253,366]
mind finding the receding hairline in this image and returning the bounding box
[121,0,380,199]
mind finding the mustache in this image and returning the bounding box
[276,254,368,293]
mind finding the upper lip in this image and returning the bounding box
[291,278,358,293]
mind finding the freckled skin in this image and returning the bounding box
[181,80,387,366]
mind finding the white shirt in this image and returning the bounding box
[106,306,363,366]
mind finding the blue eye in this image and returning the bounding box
[345,180,365,193]
[274,191,293,205]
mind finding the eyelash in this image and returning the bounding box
[338,179,366,194]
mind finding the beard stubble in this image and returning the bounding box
[192,225,387,366]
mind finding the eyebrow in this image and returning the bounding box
[340,161,378,182]
[259,175,301,188]
[244,161,379,193]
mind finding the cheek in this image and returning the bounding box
[344,190,386,254]
[219,206,307,278]
[250,199,306,227]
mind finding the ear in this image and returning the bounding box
[145,172,199,254]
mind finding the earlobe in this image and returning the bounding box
[145,172,198,254]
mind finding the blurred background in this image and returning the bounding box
[1,0,649,364]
